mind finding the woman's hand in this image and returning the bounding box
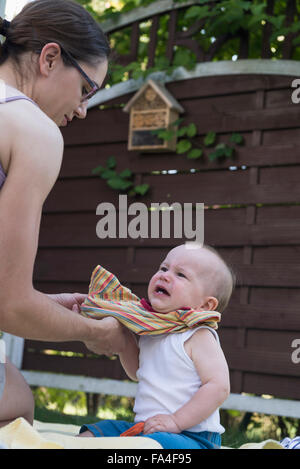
[47,293,87,313]
[83,317,132,356]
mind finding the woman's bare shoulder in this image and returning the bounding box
[3,98,63,143]
[0,99,64,173]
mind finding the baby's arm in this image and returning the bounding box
[118,332,139,381]
[143,328,230,434]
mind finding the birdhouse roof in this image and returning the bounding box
[123,79,184,113]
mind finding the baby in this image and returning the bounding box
[78,243,234,449]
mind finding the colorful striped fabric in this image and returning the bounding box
[80,265,221,335]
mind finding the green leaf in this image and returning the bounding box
[208,150,218,161]
[91,165,104,175]
[176,140,192,154]
[157,129,175,141]
[107,177,133,191]
[186,123,197,138]
[184,5,210,21]
[224,146,234,158]
[133,184,150,195]
[119,168,132,179]
[187,148,203,159]
[107,156,117,169]
[101,169,117,180]
[204,131,216,147]
[208,143,234,160]
[230,133,244,145]
[173,48,196,70]
[176,126,188,137]
[170,118,184,128]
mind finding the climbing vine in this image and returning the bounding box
[92,123,244,197]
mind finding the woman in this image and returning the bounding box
[0,0,130,428]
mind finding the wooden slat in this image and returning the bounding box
[60,143,300,178]
[38,212,300,247]
[221,304,300,330]
[22,351,127,380]
[242,374,300,400]
[33,254,300,287]
[62,97,300,147]
[225,349,300,377]
[43,174,300,212]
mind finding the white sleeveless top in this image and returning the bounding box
[133,326,225,434]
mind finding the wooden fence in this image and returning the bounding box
[20,69,300,404]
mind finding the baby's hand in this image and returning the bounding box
[143,414,181,434]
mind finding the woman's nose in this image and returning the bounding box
[74,101,88,119]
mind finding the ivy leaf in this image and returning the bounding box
[176,140,192,154]
[157,129,175,141]
[204,131,216,147]
[208,143,234,161]
[119,168,132,179]
[170,118,184,128]
[107,156,117,169]
[187,148,203,159]
[101,169,117,180]
[91,165,104,175]
[230,133,244,145]
[176,126,188,137]
[107,177,133,191]
[186,123,197,138]
[133,184,150,195]
[224,146,234,158]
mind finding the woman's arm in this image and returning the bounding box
[0,109,129,355]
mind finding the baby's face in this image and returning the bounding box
[147,245,219,313]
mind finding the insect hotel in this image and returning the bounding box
[123,79,184,152]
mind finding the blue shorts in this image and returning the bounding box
[80,420,221,449]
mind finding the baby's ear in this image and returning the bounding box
[202,296,218,311]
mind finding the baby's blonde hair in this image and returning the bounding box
[202,244,235,312]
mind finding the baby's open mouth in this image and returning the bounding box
[155,285,170,296]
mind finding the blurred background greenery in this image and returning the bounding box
[33,386,300,448]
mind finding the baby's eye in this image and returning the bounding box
[177,272,186,278]
[160,266,167,272]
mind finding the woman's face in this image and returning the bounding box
[36,45,108,126]
[56,59,108,127]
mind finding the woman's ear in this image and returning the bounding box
[38,43,62,77]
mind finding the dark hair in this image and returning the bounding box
[0,0,110,68]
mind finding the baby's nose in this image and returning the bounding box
[159,271,170,282]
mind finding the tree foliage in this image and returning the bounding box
[75,0,300,86]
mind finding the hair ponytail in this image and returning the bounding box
[0,0,110,67]
[0,18,10,37]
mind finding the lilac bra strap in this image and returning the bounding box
[0,162,6,189]
[3,95,38,106]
